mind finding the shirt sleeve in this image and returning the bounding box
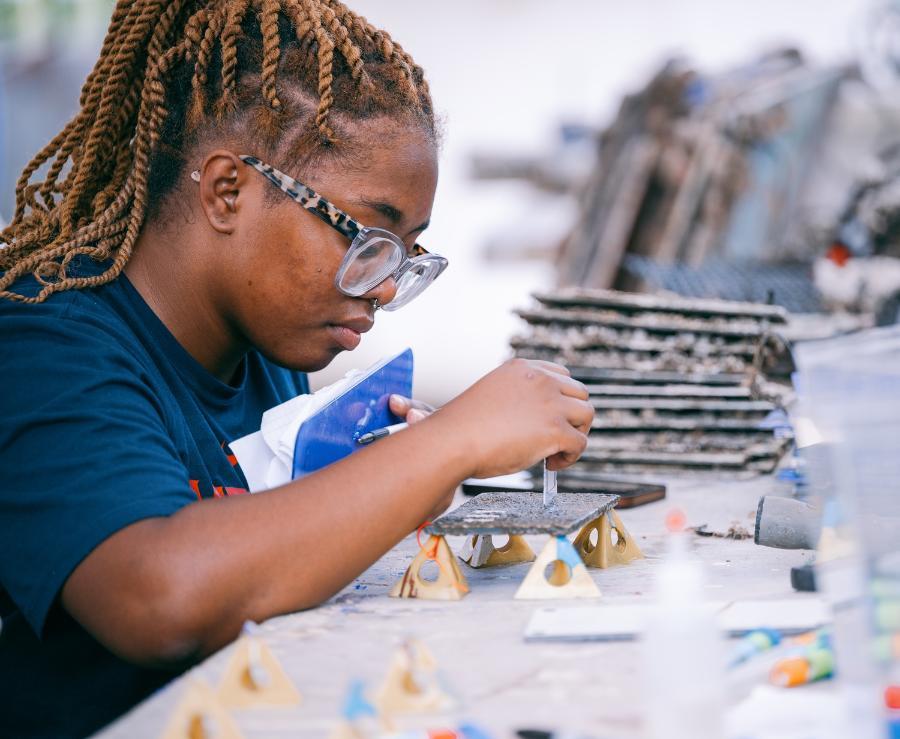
[0,314,197,635]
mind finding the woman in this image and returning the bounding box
[0,2,593,736]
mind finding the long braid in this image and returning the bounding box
[1,0,434,303]
[291,0,336,142]
[313,19,336,141]
[187,8,211,117]
[59,0,163,236]
[259,0,283,110]
[282,2,315,58]
[217,0,252,118]
[320,2,369,94]
[10,1,135,222]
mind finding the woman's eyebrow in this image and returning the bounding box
[356,198,404,224]
[355,197,430,233]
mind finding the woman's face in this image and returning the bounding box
[220,122,438,372]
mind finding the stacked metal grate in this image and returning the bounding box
[512,288,794,478]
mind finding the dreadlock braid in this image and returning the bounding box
[10,1,134,222]
[187,8,212,105]
[320,3,370,94]
[313,22,337,140]
[218,0,251,117]
[260,0,283,110]
[1,0,434,304]
[321,0,429,113]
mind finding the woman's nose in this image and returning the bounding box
[365,275,398,309]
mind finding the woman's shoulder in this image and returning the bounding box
[0,271,154,386]
[1,277,132,344]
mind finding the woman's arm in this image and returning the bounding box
[61,358,592,666]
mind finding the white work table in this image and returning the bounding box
[97,475,823,738]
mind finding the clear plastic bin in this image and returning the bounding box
[794,326,900,739]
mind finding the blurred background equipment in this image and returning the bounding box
[557,51,846,294]
[474,46,900,327]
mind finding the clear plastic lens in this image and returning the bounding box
[382,259,443,311]
[337,234,403,294]
[334,228,446,308]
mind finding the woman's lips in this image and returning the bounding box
[328,324,362,350]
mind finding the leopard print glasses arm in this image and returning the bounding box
[239,155,428,258]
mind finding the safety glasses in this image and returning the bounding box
[240,155,448,311]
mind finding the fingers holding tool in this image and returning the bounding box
[388,394,435,424]
[434,358,594,479]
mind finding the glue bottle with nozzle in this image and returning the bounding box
[640,509,727,739]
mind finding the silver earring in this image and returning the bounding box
[190,170,200,182]
[372,299,381,311]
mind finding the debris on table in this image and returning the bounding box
[691,523,754,540]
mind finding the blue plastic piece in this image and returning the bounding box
[889,716,900,739]
[342,679,377,721]
[459,723,495,739]
[555,535,585,571]
[292,348,413,478]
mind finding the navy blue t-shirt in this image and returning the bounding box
[0,265,308,738]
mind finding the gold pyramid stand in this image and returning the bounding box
[373,640,454,715]
[572,510,643,569]
[159,680,244,739]
[390,535,469,600]
[217,634,302,709]
[459,533,536,568]
[514,535,601,600]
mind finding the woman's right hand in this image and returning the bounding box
[434,358,594,479]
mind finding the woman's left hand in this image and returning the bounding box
[387,394,453,520]
[388,394,435,424]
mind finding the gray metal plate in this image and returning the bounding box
[426,492,619,536]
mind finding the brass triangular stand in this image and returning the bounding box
[514,536,601,600]
[159,680,244,739]
[572,510,644,569]
[217,634,302,709]
[390,535,469,600]
[459,534,536,568]
[373,640,454,715]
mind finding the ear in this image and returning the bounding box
[194,150,248,235]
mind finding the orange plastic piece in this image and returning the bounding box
[885,685,900,709]
[770,657,809,687]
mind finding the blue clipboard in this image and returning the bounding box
[291,348,414,478]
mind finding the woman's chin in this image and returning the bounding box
[261,343,345,373]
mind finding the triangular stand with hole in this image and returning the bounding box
[572,510,643,569]
[459,533,536,568]
[159,679,244,739]
[390,535,469,600]
[217,633,302,709]
[373,639,455,715]
[514,535,601,600]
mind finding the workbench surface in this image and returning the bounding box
[97,475,819,738]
